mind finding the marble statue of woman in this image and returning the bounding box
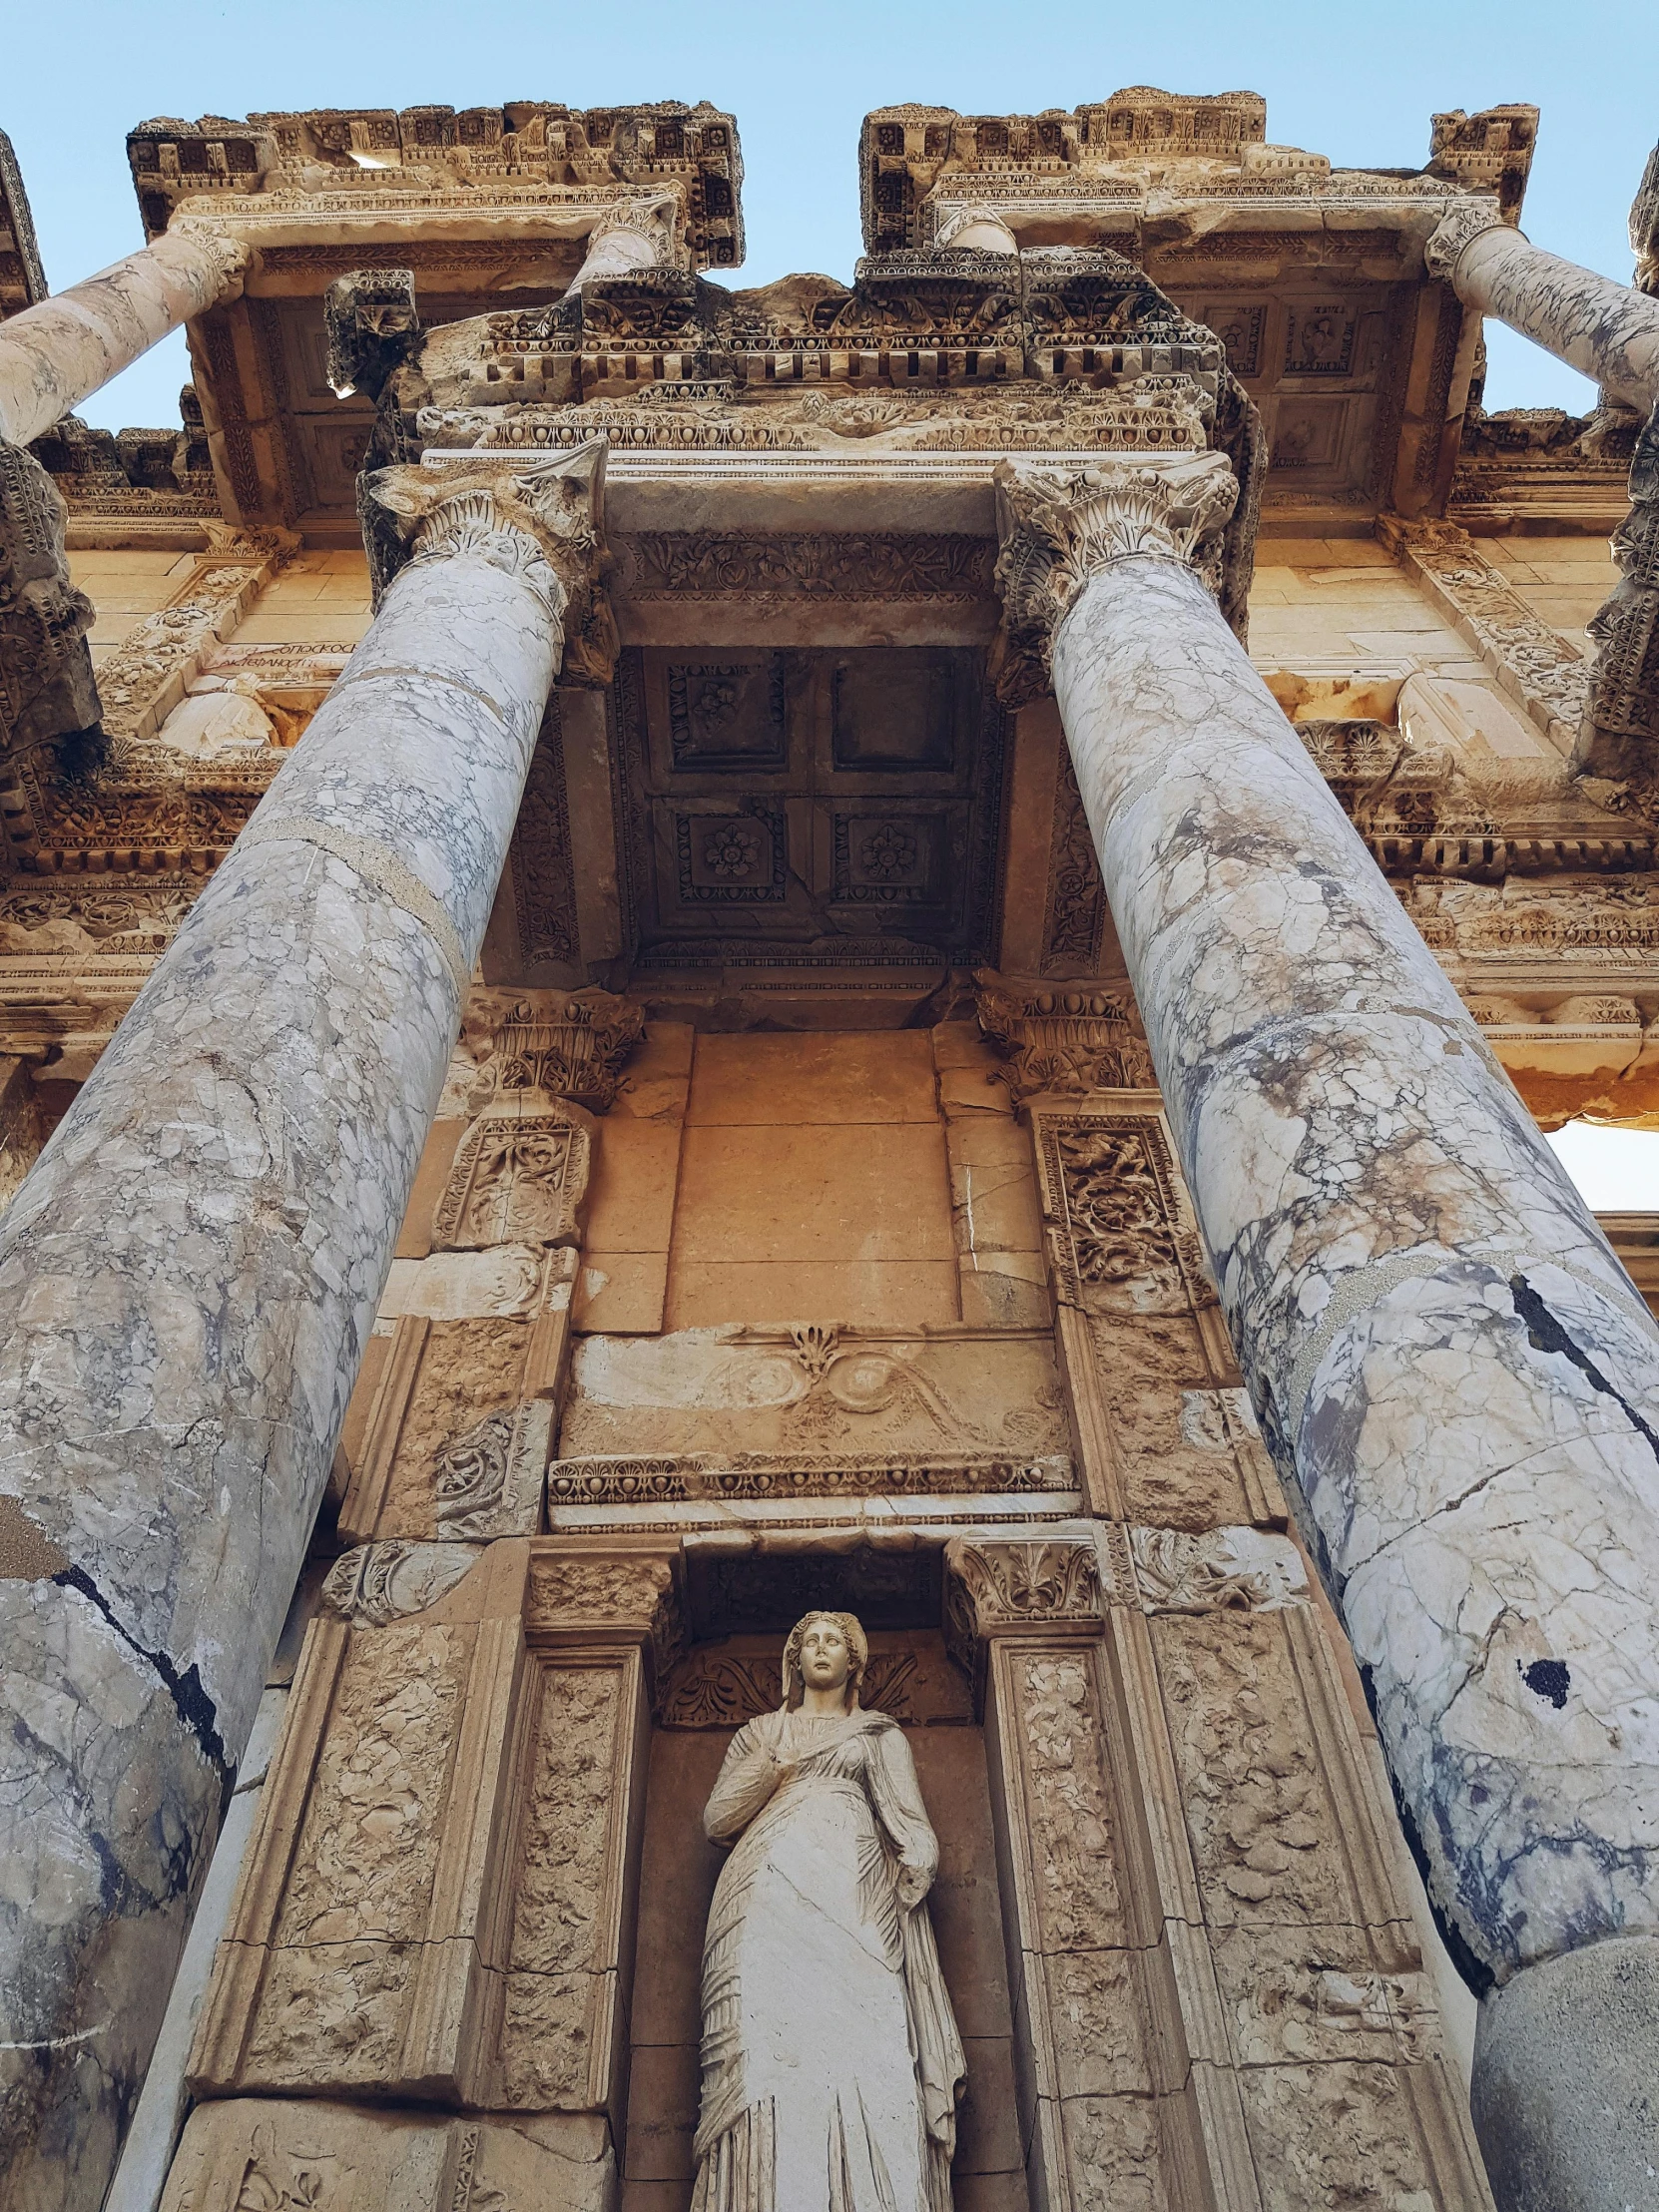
[692,1610,966,2212]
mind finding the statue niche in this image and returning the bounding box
[693,1609,966,2210]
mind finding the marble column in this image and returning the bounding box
[0,223,249,451]
[0,441,608,2212]
[995,452,1659,2212]
[562,195,680,293]
[1426,198,1659,415]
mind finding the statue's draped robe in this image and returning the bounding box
[693,1706,966,2212]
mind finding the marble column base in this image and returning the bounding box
[1471,1936,1659,2212]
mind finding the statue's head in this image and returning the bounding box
[782,1609,867,1712]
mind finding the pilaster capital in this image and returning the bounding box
[0,438,101,773]
[360,439,617,684]
[1422,196,1511,284]
[990,450,1238,705]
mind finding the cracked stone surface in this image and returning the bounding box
[0,541,559,2212]
[0,228,246,452]
[1052,551,1659,1993]
[1453,226,1659,416]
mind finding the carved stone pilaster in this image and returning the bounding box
[1580,401,1659,793]
[990,451,1238,705]
[0,437,101,771]
[1423,196,1509,283]
[944,1535,1104,1692]
[973,970,1156,1103]
[482,989,646,1113]
[360,442,616,685]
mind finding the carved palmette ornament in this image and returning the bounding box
[435,1100,592,1251]
[655,1646,933,1728]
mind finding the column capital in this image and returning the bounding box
[160,212,253,297]
[361,439,617,684]
[1423,195,1511,282]
[990,451,1237,705]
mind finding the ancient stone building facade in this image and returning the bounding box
[0,88,1658,2212]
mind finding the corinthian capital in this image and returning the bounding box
[1423,196,1510,283]
[360,439,617,684]
[991,451,1237,705]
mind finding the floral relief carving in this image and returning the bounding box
[501,1663,624,2107]
[1151,1613,1348,1925]
[1012,1653,1125,1953]
[247,1625,468,2080]
[1038,1115,1216,1320]
[431,1400,551,1539]
[947,1538,1104,1637]
[434,1107,590,1251]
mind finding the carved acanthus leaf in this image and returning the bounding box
[974,971,1155,1101]
[360,440,616,681]
[1422,195,1508,283]
[990,450,1238,704]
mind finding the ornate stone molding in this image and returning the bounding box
[1379,514,1593,755]
[319,1539,486,1626]
[974,971,1156,1101]
[360,440,615,683]
[990,451,1238,704]
[1422,196,1509,283]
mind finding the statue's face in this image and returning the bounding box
[800,1616,851,1691]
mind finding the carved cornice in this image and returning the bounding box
[1422,196,1509,283]
[990,451,1238,705]
[360,440,616,683]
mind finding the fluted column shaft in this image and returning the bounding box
[998,453,1659,2212]
[0,446,606,2212]
[1428,203,1659,414]
[0,225,248,449]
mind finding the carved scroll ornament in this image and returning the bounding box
[990,450,1238,705]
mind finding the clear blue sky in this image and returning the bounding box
[6,0,1655,433]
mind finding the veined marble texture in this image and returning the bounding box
[1454,226,1659,417]
[0,227,246,451]
[0,539,560,2210]
[1052,552,1659,1989]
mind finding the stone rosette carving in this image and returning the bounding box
[990,450,1239,705]
[360,440,616,684]
[1422,195,1510,282]
[974,972,1156,1101]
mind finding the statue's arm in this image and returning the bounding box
[703,1718,786,1843]
[869,1724,940,1908]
